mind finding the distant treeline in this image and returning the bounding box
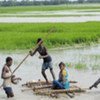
[0,0,100,6]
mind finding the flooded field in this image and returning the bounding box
[0,45,100,100]
[0,9,100,16]
[0,16,100,23]
[0,8,100,23]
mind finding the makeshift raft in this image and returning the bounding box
[22,80,77,88]
[34,86,86,98]
[22,80,87,98]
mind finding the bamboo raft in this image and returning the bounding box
[22,80,77,88]
[34,86,86,98]
[22,80,88,98]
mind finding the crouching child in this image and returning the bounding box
[53,62,70,89]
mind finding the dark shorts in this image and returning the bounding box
[53,80,70,89]
[42,61,53,70]
[53,80,65,89]
[3,87,14,98]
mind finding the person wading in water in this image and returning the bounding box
[29,38,55,83]
[1,57,21,98]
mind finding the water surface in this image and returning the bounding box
[0,45,100,100]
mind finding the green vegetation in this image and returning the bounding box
[89,55,100,59]
[0,22,100,50]
[91,64,100,70]
[0,5,100,14]
[0,0,100,7]
[0,14,98,17]
[74,63,87,70]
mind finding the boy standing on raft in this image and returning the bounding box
[29,38,55,83]
[53,62,70,89]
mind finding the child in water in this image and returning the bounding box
[1,57,21,98]
[53,62,70,89]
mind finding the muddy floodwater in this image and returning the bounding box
[0,45,100,100]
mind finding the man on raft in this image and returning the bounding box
[29,38,55,83]
[1,57,21,98]
[52,62,70,89]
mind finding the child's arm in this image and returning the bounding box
[39,55,49,59]
[13,77,22,81]
[29,48,38,56]
[1,67,11,79]
[11,75,22,84]
[39,47,49,59]
[62,70,67,82]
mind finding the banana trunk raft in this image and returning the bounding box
[22,80,87,98]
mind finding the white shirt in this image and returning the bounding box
[2,65,12,88]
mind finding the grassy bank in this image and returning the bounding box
[0,22,100,50]
[0,4,100,14]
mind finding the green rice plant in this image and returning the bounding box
[92,64,100,70]
[74,63,87,70]
[0,22,99,50]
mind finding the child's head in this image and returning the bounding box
[59,62,66,70]
[6,57,13,67]
[37,38,43,45]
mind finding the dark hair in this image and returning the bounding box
[6,57,12,63]
[37,38,42,44]
[59,62,65,67]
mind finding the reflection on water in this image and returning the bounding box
[0,45,100,100]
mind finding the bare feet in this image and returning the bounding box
[46,80,50,84]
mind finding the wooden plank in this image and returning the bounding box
[22,80,77,87]
[35,88,86,94]
[33,85,52,91]
[22,85,52,92]
[34,87,86,98]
